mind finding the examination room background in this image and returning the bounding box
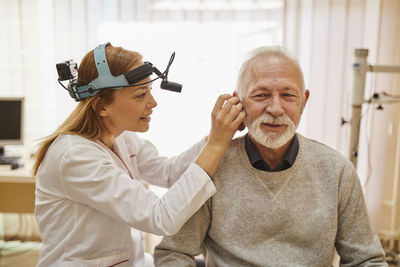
[0,0,399,256]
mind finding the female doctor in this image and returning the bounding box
[33,43,245,267]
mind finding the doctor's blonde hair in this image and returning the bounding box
[33,45,142,176]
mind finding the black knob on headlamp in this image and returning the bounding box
[161,80,182,93]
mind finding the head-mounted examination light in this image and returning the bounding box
[56,42,182,101]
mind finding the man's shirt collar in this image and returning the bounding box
[245,133,299,172]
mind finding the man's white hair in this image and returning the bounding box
[235,45,305,100]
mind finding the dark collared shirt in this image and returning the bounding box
[245,134,299,172]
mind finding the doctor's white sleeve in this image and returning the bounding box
[126,133,206,188]
[59,143,216,236]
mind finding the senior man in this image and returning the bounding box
[154,46,387,266]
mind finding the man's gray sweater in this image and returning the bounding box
[154,134,387,266]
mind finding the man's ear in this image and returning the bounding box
[92,97,108,117]
[233,91,246,131]
[302,89,310,111]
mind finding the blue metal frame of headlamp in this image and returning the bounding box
[57,42,182,101]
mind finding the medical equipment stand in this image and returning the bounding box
[350,48,400,260]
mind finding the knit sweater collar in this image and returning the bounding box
[237,133,304,178]
[245,134,299,172]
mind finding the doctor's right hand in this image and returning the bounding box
[208,94,246,150]
[195,94,246,177]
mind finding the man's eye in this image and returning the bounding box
[252,94,269,100]
[282,93,297,100]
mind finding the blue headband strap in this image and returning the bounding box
[71,42,129,100]
[94,43,113,79]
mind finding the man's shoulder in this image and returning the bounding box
[231,134,246,145]
[225,135,246,154]
[214,135,246,169]
[298,134,351,166]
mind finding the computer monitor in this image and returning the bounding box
[0,97,24,156]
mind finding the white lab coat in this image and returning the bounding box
[35,131,215,267]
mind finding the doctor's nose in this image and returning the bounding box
[265,96,284,117]
[147,92,157,108]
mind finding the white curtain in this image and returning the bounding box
[283,0,400,244]
[0,0,284,155]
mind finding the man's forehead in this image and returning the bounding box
[246,57,302,87]
[250,56,298,76]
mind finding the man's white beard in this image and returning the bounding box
[247,114,297,149]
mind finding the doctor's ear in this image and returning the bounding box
[91,97,108,117]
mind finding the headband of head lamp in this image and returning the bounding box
[56,42,182,101]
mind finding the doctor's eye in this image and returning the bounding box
[134,90,147,99]
[135,93,146,99]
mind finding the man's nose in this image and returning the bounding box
[265,95,284,116]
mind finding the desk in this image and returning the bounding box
[0,164,35,213]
